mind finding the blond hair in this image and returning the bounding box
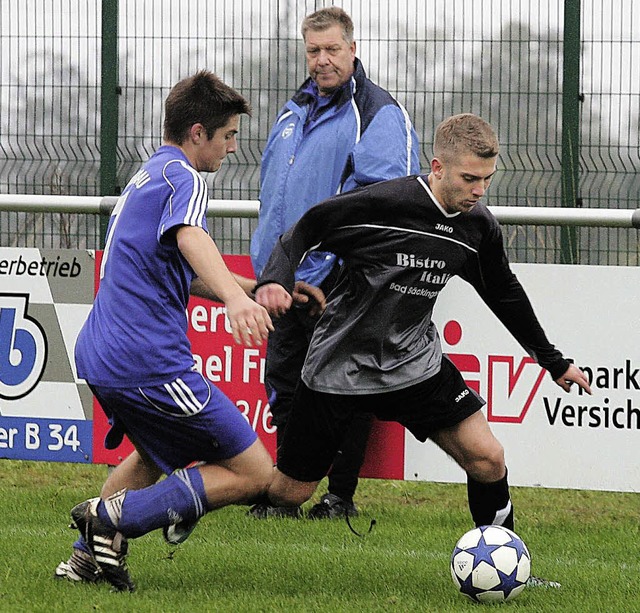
[434,114,499,162]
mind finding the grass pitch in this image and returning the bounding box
[0,460,638,612]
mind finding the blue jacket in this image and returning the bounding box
[250,58,421,282]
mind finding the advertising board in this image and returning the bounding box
[1,249,637,492]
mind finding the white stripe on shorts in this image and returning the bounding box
[164,378,204,415]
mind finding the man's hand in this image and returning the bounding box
[555,363,592,394]
[225,293,273,347]
[292,281,326,318]
[255,283,293,317]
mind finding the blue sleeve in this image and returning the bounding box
[342,104,421,192]
[158,159,209,243]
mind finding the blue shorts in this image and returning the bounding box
[90,370,258,475]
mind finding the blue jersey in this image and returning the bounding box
[75,145,208,387]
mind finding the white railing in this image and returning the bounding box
[0,194,639,228]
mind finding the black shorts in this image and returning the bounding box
[277,356,484,483]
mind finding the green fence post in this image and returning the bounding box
[100,0,119,246]
[561,0,581,264]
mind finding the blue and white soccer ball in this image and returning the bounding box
[450,525,531,603]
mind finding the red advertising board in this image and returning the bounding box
[91,254,405,479]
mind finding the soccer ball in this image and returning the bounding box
[450,525,531,603]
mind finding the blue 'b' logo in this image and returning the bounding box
[0,294,48,400]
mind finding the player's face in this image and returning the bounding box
[305,25,356,95]
[431,154,497,214]
[195,115,241,173]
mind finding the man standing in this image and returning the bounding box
[55,71,274,591]
[254,114,591,546]
[250,7,420,519]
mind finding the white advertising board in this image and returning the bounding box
[2,249,638,492]
[406,263,640,493]
[0,248,95,462]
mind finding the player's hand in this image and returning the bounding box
[225,293,274,347]
[255,283,293,318]
[554,363,592,394]
[292,281,326,318]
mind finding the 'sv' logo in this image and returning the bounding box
[487,356,546,423]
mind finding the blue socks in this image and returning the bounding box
[97,466,209,538]
[73,536,91,554]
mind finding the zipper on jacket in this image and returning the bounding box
[289,155,295,165]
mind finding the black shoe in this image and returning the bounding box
[307,493,358,519]
[54,547,103,583]
[247,503,302,519]
[70,497,135,592]
[527,575,562,588]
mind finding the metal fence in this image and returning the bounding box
[1,0,639,265]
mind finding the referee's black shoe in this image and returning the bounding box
[307,493,358,519]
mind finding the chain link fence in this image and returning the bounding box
[1,0,638,264]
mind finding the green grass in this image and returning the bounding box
[1,461,639,612]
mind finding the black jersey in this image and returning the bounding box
[258,175,569,394]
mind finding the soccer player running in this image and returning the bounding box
[249,6,420,519]
[55,71,274,592]
[255,114,592,577]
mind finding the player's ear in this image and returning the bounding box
[431,157,444,178]
[189,123,205,144]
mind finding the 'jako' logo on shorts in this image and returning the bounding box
[454,389,469,403]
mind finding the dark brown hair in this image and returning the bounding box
[163,70,251,145]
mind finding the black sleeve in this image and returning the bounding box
[254,223,302,294]
[255,184,388,292]
[466,219,570,380]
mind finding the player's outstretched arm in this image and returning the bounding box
[255,283,293,318]
[190,274,256,301]
[233,274,258,296]
[554,363,592,394]
[176,225,272,346]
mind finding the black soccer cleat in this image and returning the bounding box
[526,575,562,589]
[70,497,135,592]
[307,493,359,520]
[247,503,302,519]
[54,547,103,583]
